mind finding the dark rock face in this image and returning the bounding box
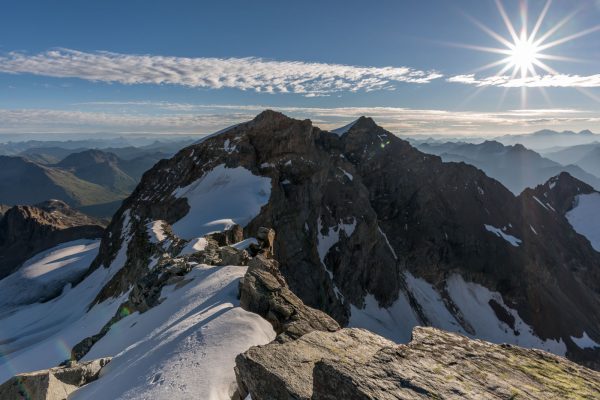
[0,357,111,400]
[0,199,105,278]
[235,327,600,400]
[86,110,600,368]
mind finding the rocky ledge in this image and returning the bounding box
[0,358,111,400]
[236,326,600,399]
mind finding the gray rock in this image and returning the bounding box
[236,327,600,400]
[218,246,249,266]
[238,254,340,343]
[0,358,111,400]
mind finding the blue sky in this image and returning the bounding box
[0,0,599,136]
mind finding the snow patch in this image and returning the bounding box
[316,217,357,265]
[231,238,259,251]
[349,293,420,343]
[331,119,358,136]
[0,240,100,312]
[377,226,397,260]
[0,236,131,384]
[339,168,353,181]
[566,193,600,251]
[147,220,168,243]
[172,164,271,239]
[484,224,522,247]
[179,237,209,256]
[532,196,549,210]
[571,332,600,349]
[446,274,566,355]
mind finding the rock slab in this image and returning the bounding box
[0,358,111,400]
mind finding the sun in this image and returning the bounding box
[508,34,541,78]
[456,0,600,106]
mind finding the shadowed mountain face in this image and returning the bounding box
[0,200,105,279]
[415,140,600,194]
[89,111,600,369]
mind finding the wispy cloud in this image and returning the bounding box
[1,104,598,136]
[448,73,600,88]
[0,49,442,96]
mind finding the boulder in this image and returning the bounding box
[238,254,340,342]
[0,358,111,400]
[236,327,600,400]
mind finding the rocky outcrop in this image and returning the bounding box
[239,253,340,343]
[0,199,105,278]
[0,358,111,400]
[236,327,600,399]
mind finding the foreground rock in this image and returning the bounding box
[236,327,600,399]
[0,358,111,400]
[0,199,105,278]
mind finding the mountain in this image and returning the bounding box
[2,111,600,397]
[415,140,600,193]
[0,155,124,207]
[0,149,166,217]
[495,129,600,151]
[80,112,600,367]
[0,199,105,279]
[56,150,138,194]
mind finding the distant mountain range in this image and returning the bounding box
[494,129,599,151]
[0,149,166,217]
[414,140,600,194]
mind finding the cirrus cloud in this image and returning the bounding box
[0,49,443,96]
[448,73,600,88]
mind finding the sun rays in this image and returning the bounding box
[459,0,600,107]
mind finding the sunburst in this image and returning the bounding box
[458,0,600,106]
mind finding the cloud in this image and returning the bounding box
[448,73,600,88]
[0,49,442,96]
[1,104,598,136]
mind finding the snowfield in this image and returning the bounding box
[350,272,567,356]
[0,239,100,313]
[72,264,275,400]
[172,164,272,239]
[566,193,600,251]
[0,238,129,384]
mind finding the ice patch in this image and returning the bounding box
[566,193,600,251]
[172,164,271,239]
[484,224,522,247]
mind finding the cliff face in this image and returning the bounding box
[87,110,600,368]
[0,199,105,278]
